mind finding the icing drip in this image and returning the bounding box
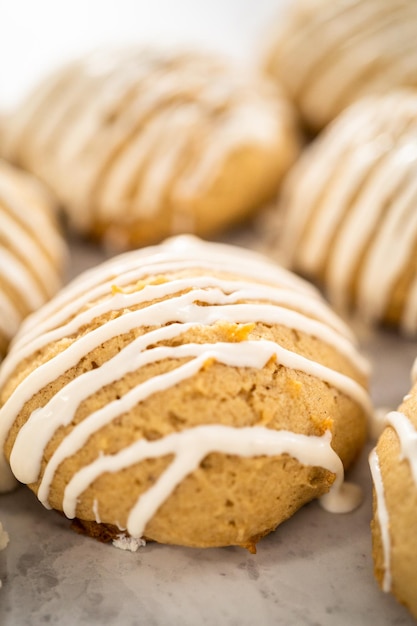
[27,335,370,507]
[0,247,44,310]
[369,448,391,592]
[386,411,417,483]
[14,235,317,335]
[0,235,369,535]
[300,4,417,123]
[92,499,101,524]
[112,534,146,552]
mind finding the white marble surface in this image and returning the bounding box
[0,235,417,626]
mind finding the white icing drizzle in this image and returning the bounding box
[92,499,101,524]
[63,427,346,537]
[357,159,417,325]
[301,3,417,123]
[369,448,391,592]
[281,98,382,264]
[281,92,417,333]
[386,411,417,483]
[0,236,369,536]
[0,207,60,295]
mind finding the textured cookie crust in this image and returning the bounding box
[1,47,299,250]
[0,160,67,357]
[279,91,417,335]
[264,0,417,131]
[0,236,369,549]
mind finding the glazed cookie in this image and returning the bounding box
[264,0,417,131]
[279,91,417,335]
[369,366,417,619]
[0,235,370,548]
[1,47,299,250]
[0,160,67,358]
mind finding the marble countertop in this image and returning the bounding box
[1,237,417,626]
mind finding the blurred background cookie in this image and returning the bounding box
[264,0,417,131]
[370,360,417,620]
[278,91,417,335]
[0,160,67,359]
[0,235,369,548]
[0,47,300,250]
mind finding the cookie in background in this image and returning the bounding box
[0,47,300,251]
[264,0,417,132]
[277,90,417,336]
[0,159,67,359]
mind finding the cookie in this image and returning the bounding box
[278,91,417,334]
[369,367,417,619]
[0,235,370,548]
[264,0,417,131]
[0,160,67,359]
[1,47,299,250]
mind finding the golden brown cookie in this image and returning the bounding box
[264,0,417,131]
[0,159,67,359]
[369,368,417,619]
[278,91,417,334]
[0,235,370,547]
[1,47,299,250]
